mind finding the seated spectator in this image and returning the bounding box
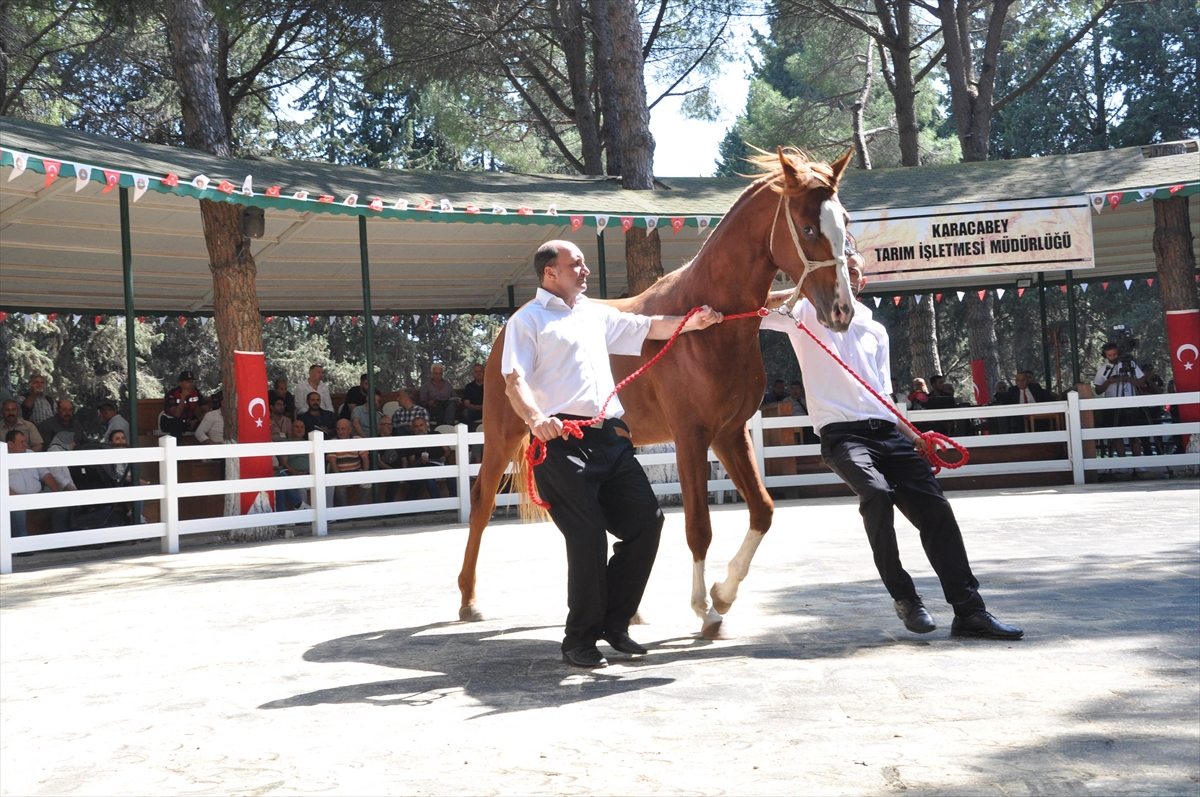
[461,363,485,428]
[351,390,383,438]
[391,389,430,433]
[38,399,87,448]
[278,419,311,511]
[43,431,78,531]
[908,378,930,409]
[374,416,403,502]
[762,379,789,407]
[340,373,370,421]
[3,399,43,451]
[105,429,136,486]
[6,430,63,550]
[20,373,55,425]
[162,370,204,437]
[787,380,808,414]
[271,378,295,419]
[928,374,956,400]
[990,381,1009,405]
[419,363,459,425]
[98,402,131,443]
[270,397,290,442]
[305,364,334,413]
[194,397,225,445]
[298,391,337,436]
[1003,371,1053,405]
[401,416,455,499]
[325,418,369,506]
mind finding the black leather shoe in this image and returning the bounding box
[951,611,1024,640]
[601,630,648,655]
[562,646,608,668]
[894,596,937,634]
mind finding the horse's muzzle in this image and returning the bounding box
[827,301,854,332]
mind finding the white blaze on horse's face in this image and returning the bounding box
[820,194,854,331]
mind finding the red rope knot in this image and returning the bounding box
[917,430,969,474]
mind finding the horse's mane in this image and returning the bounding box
[740,145,839,197]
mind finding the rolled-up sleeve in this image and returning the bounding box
[600,305,652,356]
[501,312,537,378]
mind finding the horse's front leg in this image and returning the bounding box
[673,432,724,639]
[708,424,774,615]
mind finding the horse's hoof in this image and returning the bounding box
[629,611,648,626]
[710,583,733,615]
[700,619,727,640]
[458,605,485,622]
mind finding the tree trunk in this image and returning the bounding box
[851,36,873,170]
[965,291,1001,397]
[626,227,663,295]
[591,0,622,176]
[558,0,603,175]
[907,295,941,384]
[166,0,265,439]
[605,0,654,190]
[1154,196,1197,312]
[878,1,922,168]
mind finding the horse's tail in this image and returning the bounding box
[507,435,550,523]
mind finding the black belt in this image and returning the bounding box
[821,418,895,436]
[553,414,629,434]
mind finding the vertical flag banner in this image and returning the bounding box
[1166,309,1200,445]
[971,360,988,405]
[235,351,275,514]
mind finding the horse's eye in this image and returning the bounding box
[802,226,815,236]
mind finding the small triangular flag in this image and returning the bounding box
[102,169,121,193]
[915,294,923,305]
[217,180,235,194]
[956,291,965,302]
[393,198,408,211]
[1137,188,1156,201]
[1107,192,1123,210]
[1060,285,1067,293]
[368,197,383,211]
[74,164,93,191]
[697,217,712,232]
[570,215,583,232]
[131,174,151,202]
[413,315,420,324]
[671,217,685,234]
[935,293,943,302]
[1123,280,1132,289]
[893,296,901,306]
[620,217,634,233]
[1147,278,1154,287]
[465,204,481,214]
[343,194,358,207]
[517,206,533,215]
[873,297,881,307]
[996,288,1005,300]
[1168,185,1184,194]
[645,216,658,230]
[1089,194,1105,214]
[546,204,558,216]
[491,204,507,215]
[6,150,27,180]
[1102,282,1109,290]
[977,290,986,301]
[439,198,453,212]
[42,159,61,188]
[1079,283,1088,293]
[1017,288,1025,298]
[415,198,433,211]
[162,173,179,187]
[293,190,308,201]
[241,175,253,196]
[192,174,210,191]
[595,215,609,233]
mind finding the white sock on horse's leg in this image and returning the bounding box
[711,529,766,615]
[691,560,713,619]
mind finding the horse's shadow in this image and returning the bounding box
[258,621,807,718]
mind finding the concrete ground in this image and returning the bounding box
[1,481,1198,796]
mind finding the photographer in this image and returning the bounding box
[1093,340,1147,467]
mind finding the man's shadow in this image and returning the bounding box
[258,621,798,718]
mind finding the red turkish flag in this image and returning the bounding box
[218,180,235,194]
[265,185,281,197]
[971,359,988,405]
[977,290,986,301]
[368,197,384,211]
[620,216,634,233]
[235,350,275,514]
[43,159,61,188]
[1106,192,1123,210]
[1017,288,1025,298]
[671,217,685,234]
[318,194,334,203]
[465,204,481,214]
[102,170,121,193]
[570,215,583,232]
[162,173,179,187]
[518,206,533,215]
[1166,309,1200,445]
[416,198,434,211]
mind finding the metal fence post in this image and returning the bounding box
[750,412,766,478]
[1,447,11,575]
[310,429,328,536]
[160,435,179,554]
[456,423,471,524]
[1067,391,1085,485]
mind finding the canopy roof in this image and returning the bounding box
[1,117,1196,313]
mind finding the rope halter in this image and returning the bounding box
[768,191,845,314]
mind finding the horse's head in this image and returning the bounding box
[753,147,855,332]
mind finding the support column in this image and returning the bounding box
[597,230,608,299]
[120,188,141,522]
[1038,272,1052,389]
[358,215,377,439]
[1066,270,1081,386]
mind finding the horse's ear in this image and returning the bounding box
[830,148,854,185]
[778,146,802,193]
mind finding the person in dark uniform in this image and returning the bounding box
[501,239,723,668]
[761,249,1023,640]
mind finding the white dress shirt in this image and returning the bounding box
[501,288,652,418]
[195,409,225,444]
[1093,359,1143,398]
[760,299,894,434]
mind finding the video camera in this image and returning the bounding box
[1111,324,1138,356]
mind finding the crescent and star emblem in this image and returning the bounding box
[1176,343,1199,370]
[248,397,267,427]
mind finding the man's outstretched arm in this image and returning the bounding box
[646,305,724,339]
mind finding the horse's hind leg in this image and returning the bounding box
[458,430,523,622]
[709,424,774,615]
[673,431,724,638]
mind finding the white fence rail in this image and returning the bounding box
[3,392,1197,574]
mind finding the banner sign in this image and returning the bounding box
[1165,309,1200,445]
[234,350,274,514]
[849,197,1094,284]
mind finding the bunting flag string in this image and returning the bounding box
[1147,278,1154,288]
[935,293,943,302]
[893,296,901,306]
[996,288,1005,300]
[956,291,965,302]
[1017,287,1025,297]
[915,294,923,305]
[873,297,881,308]
[1124,280,1132,290]
[1102,282,1109,290]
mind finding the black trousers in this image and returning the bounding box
[533,420,664,652]
[820,423,985,617]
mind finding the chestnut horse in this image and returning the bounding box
[458,148,855,637]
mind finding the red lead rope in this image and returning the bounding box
[524,306,967,510]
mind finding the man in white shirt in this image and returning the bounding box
[6,429,62,545]
[306,364,334,413]
[1093,342,1147,461]
[194,398,225,445]
[502,239,723,668]
[761,250,1023,640]
[98,402,131,443]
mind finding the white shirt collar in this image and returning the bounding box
[535,287,588,310]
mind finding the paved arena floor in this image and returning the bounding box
[2,481,1198,796]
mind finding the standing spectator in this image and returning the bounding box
[6,430,62,550]
[401,416,455,499]
[3,399,43,451]
[38,399,87,448]
[298,391,337,436]
[98,402,131,443]
[278,419,311,511]
[374,415,403,502]
[194,397,225,445]
[419,363,459,425]
[20,374,55,425]
[340,373,370,421]
[162,371,204,437]
[351,390,383,438]
[305,364,333,413]
[928,374,956,400]
[1093,341,1146,464]
[461,363,486,429]
[391,389,430,433]
[270,397,290,442]
[325,419,369,506]
[271,378,295,419]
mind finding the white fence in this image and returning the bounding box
[3,392,1197,574]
